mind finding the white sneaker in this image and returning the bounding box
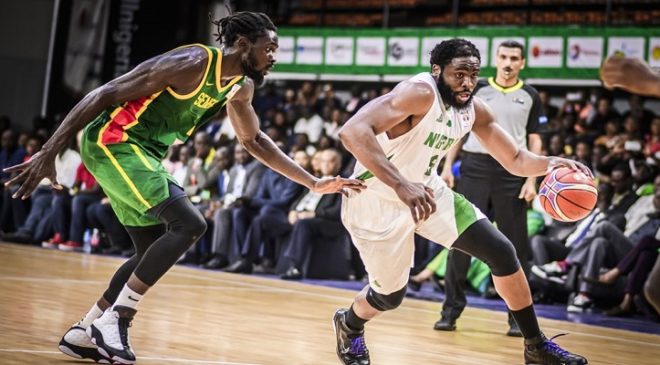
[59,324,110,363]
[567,294,593,313]
[87,306,137,364]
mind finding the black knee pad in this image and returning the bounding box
[452,219,520,277]
[366,285,407,311]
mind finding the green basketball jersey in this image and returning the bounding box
[88,44,245,160]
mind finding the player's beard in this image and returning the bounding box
[242,51,265,87]
[436,72,473,110]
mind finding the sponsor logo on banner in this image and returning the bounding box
[608,37,645,58]
[296,37,323,65]
[528,37,563,67]
[567,37,603,68]
[325,37,353,65]
[491,37,525,67]
[387,37,418,66]
[649,37,660,68]
[356,37,386,66]
[277,36,294,64]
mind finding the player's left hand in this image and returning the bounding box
[518,179,537,203]
[3,150,62,200]
[311,176,366,196]
[547,156,593,178]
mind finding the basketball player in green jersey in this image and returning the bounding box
[334,39,589,365]
[4,12,364,364]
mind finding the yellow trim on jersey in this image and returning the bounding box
[96,120,152,209]
[121,91,162,142]
[166,44,213,100]
[487,77,523,93]
[130,144,156,172]
[214,47,244,93]
[185,126,195,136]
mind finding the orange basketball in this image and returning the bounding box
[538,167,598,222]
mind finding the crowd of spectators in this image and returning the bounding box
[0,79,658,322]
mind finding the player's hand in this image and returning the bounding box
[547,156,593,178]
[394,180,436,223]
[311,176,366,196]
[600,56,656,95]
[440,168,455,188]
[3,150,62,200]
[518,179,537,203]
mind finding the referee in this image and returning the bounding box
[434,40,547,336]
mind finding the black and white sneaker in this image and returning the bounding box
[333,308,370,365]
[87,306,137,365]
[59,324,111,363]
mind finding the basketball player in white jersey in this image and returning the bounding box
[333,39,590,365]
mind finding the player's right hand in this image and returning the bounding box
[394,180,436,223]
[3,150,62,200]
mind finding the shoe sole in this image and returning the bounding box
[59,344,111,364]
[87,325,135,365]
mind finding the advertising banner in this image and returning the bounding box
[295,37,323,65]
[356,37,386,66]
[566,37,604,68]
[325,37,354,65]
[607,37,645,58]
[528,37,563,68]
[649,37,660,68]
[275,27,657,80]
[387,37,419,66]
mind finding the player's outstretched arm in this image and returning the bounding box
[4,46,209,200]
[601,56,660,98]
[227,79,364,195]
[471,97,592,178]
[338,81,436,222]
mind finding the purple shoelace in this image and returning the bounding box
[349,336,368,355]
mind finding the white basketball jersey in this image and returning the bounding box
[350,72,476,200]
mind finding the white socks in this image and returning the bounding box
[80,303,104,328]
[112,284,143,311]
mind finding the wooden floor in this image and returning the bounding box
[0,243,658,365]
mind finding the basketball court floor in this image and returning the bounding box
[1,243,658,365]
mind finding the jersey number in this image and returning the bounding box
[425,155,439,176]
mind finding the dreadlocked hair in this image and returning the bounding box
[430,38,481,68]
[211,11,277,47]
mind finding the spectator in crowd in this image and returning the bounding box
[280,149,346,280]
[622,94,655,134]
[224,156,302,274]
[565,178,660,313]
[600,55,660,315]
[538,90,558,120]
[315,83,343,114]
[1,136,50,244]
[593,119,620,148]
[86,197,132,256]
[182,132,215,197]
[41,139,81,248]
[203,144,265,269]
[585,96,619,135]
[591,235,659,317]
[294,106,324,144]
[0,129,27,232]
[58,162,103,251]
[644,117,660,158]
